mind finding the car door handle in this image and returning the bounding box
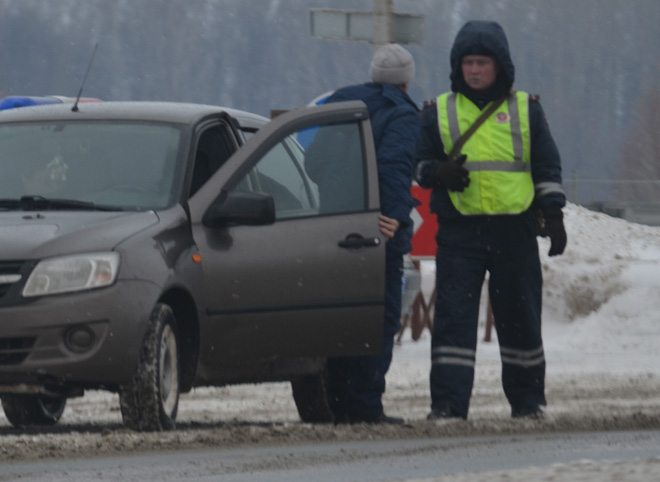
[338,234,381,249]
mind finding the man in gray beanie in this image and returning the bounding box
[305,43,421,425]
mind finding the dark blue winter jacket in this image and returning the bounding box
[325,82,421,254]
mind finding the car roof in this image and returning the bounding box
[0,101,269,130]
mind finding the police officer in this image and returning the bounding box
[415,20,567,420]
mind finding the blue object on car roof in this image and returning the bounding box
[0,95,101,111]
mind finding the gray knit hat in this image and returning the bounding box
[369,43,415,85]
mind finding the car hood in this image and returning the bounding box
[0,210,159,260]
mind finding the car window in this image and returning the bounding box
[302,122,365,215]
[231,121,365,220]
[0,121,182,210]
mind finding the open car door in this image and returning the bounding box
[188,101,385,374]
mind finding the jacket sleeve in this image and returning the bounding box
[376,104,421,227]
[529,98,566,212]
[414,104,447,189]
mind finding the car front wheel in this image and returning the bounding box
[119,303,180,431]
[1,394,66,427]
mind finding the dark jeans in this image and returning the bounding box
[327,250,403,420]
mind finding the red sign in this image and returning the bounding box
[410,183,438,258]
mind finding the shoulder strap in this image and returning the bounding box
[447,92,511,162]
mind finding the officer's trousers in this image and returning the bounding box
[430,213,546,418]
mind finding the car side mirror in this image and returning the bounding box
[202,191,275,228]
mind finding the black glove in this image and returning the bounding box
[540,209,567,256]
[431,155,470,192]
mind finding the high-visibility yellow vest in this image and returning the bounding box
[437,90,534,215]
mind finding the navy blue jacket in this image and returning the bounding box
[415,20,565,223]
[325,82,421,254]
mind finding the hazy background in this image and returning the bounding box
[1,0,659,203]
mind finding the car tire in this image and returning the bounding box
[119,303,180,431]
[1,394,66,427]
[291,366,334,424]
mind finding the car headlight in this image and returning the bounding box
[22,252,120,297]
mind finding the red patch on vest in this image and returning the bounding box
[495,112,510,124]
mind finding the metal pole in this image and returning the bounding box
[373,0,393,51]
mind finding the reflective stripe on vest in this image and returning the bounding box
[437,91,535,215]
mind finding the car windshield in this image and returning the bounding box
[0,121,183,210]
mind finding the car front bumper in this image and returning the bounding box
[0,279,161,389]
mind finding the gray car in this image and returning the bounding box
[0,100,385,431]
